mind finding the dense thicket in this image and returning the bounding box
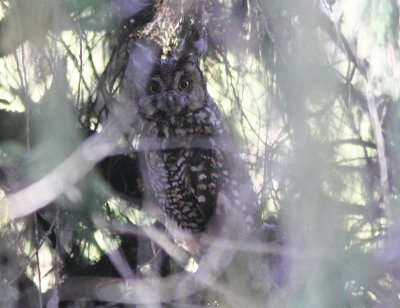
[0,0,399,306]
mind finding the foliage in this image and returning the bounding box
[0,0,399,306]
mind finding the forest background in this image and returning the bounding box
[0,0,399,306]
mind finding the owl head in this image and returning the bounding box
[123,30,208,125]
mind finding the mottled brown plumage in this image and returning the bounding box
[123,39,260,236]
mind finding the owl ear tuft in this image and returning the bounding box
[176,19,208,63]
[192,25,208,58]
[190,2,208,59]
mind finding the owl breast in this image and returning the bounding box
[139,101,227,232]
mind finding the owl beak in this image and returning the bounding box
[165,94,176,123]
[166,93,175,112]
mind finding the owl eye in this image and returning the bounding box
[148,80,161,94]
[178,78,191,91]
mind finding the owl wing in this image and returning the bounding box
[219,152,261,236]
[186,147,260,236]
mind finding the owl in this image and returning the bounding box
[122,39,260,238]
